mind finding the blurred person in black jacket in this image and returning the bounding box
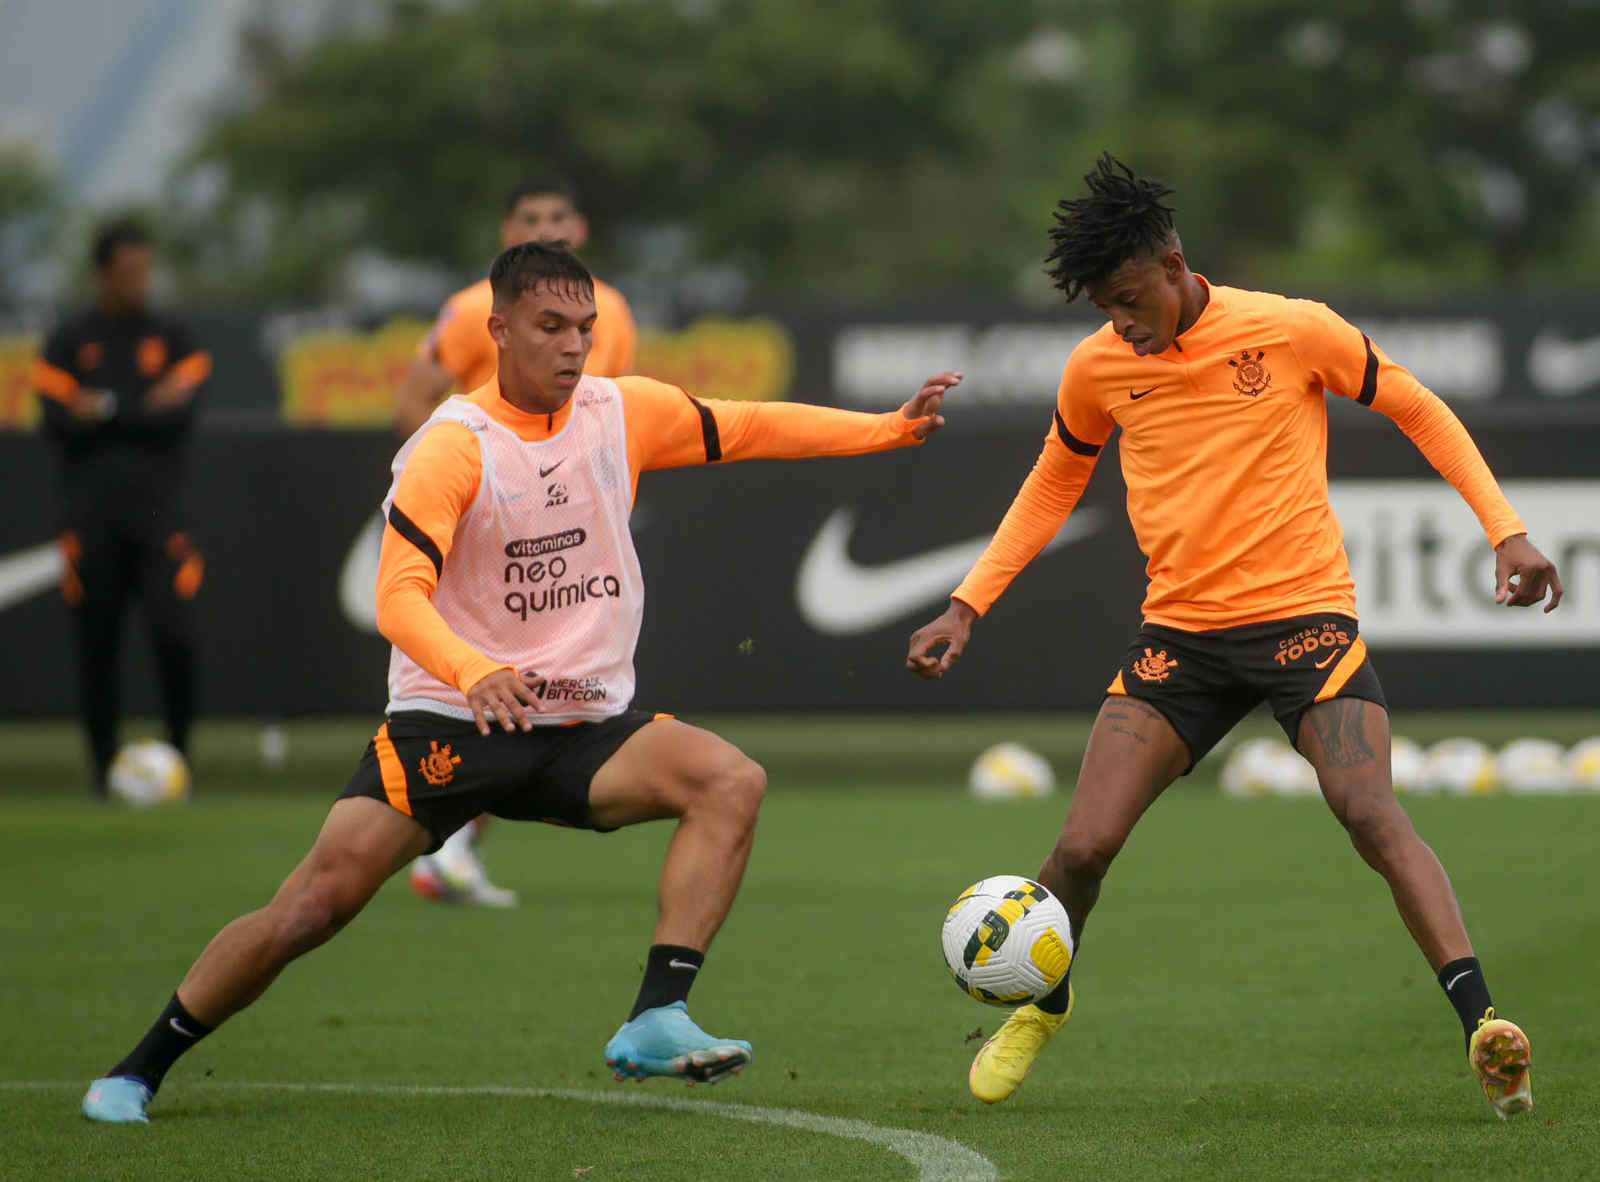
[31,219,212,795]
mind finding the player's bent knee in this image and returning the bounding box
[272,872,372,958]
[708,755,766,824]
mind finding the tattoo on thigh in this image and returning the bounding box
[1108,724,1148,745]
[1309,700,1375,768]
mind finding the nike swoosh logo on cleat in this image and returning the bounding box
[1313,651,1339,669]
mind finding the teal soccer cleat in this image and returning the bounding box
[604,1002,752,1085]
[82,1076,152,1123]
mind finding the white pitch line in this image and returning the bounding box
[7,1080,997,1182]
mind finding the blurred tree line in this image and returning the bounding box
[164,0,1598,305]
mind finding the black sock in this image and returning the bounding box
[628,945,704,1020]
[1035,968,1073,1015]
[106,993,213,1092]
[1437,956,1494,1045]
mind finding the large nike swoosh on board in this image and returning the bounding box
[339,513,385,633]
[795,507,1103,636]
[0,542,65,614]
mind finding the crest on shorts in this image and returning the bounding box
[419,740,462,786]
[1131,647,1178,683]
[1227,349,1272,397]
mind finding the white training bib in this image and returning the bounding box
[382,379,645,723]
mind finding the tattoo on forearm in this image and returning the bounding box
[1309,700,1375,768]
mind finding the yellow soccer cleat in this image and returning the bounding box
[1468,1008,1533,1120]
[968,985,1073,1104]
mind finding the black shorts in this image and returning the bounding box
[338,708,665,851]
[1105,613,1386,769]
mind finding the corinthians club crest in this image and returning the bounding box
[1227,349,1272,397]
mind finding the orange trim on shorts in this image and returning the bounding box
[1106,671,1127,696]
[373,723,412,816]
[1313,636,1368,702]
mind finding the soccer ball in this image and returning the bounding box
[1390,736,1430,795]
[108,740,191,808]
[968,742,1055,801]
[1218,737,1281,798]
[1566,737,1600,793]
[1423,738,1497,797]
[1495,738,1571,795]
[1263,743,1320,798]
[941,875,1073,1006]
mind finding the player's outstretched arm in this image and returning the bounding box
[907,597,977,680]
[623,373,959,471]
[1494,534,1564,612]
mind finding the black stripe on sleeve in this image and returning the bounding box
[683,391,723,462]
[1053,410,1102,457]
[387,504,444,577]
[1356,334,1379,406]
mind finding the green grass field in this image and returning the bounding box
[4,711,1599,1180]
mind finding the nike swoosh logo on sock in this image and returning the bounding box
[169,1017,198,1037]
[667,959,700,972]
[1444,969,1475,991]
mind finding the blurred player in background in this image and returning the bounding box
[393,172,638,906]
[82,242,957,1123]
[32,219,212,796]
[908,155,1560,1120]
[394,171,636,435]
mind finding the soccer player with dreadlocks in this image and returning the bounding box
[906,154,1560,1118]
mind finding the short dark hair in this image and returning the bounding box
[91,217,152,269]
[504,171,582,216]
[1044,154,1177,302]
[489,240,594,309]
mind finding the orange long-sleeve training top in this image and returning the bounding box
[953,279,1525,630]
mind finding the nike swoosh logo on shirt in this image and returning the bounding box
[0,541,65,614]
[1129,386,1157,400]
[538,459,566,478]
[1313,651,1340,669]
[796,507,1103,636]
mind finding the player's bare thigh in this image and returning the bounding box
[1059,698,1190,849]
[587,717,764,830]
[1295,697,1401,829]
[273,796,433,906]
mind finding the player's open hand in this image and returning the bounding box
[901,372,961,440]
[1495,534,1563,612]
[907,598,977,680]
[466,668,542,735]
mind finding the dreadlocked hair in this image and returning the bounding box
[1044,154,1176,302]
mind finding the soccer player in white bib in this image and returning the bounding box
[82,242,958,1122]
